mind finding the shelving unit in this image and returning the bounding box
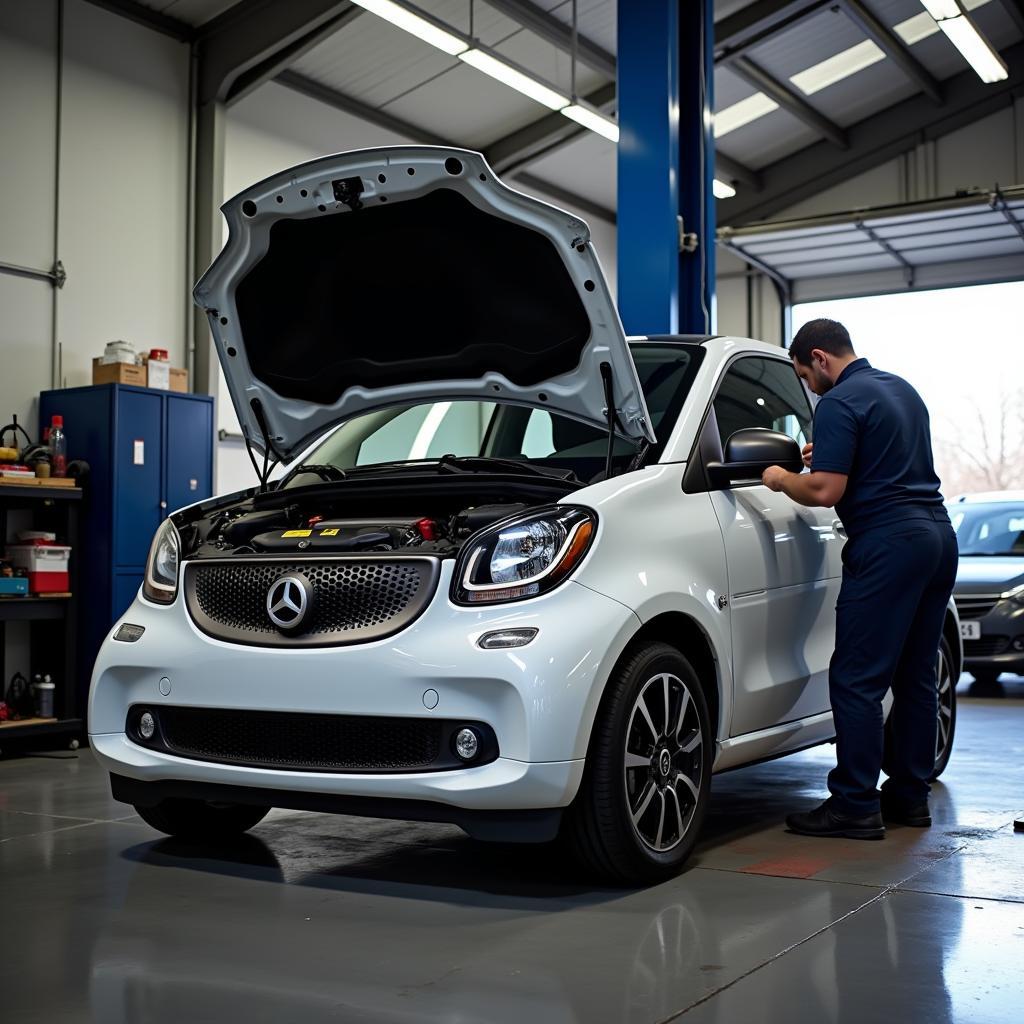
[0,482,82,754]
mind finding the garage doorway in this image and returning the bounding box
[793,281,1024,499]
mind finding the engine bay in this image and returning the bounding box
[216,504,530,557]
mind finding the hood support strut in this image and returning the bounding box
[246,397,280,492]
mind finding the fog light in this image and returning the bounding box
[478,628,539,649]
[455,727,479,761]
[139,711,156,740]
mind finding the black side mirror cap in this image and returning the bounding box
[706,428,803,489]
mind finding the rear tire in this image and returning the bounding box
[562,642,713,886]
[135,798,270,839]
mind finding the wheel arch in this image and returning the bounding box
[618,611,725,743]
[942,604,963,679]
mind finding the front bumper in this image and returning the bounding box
[957,596,1024,675]
[90,565,641,813]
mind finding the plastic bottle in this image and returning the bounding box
[34,674,55,719]
[49,416,67,477]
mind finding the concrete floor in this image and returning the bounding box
[1,683,1022,1024]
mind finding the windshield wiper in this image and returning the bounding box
[436,454,580,483]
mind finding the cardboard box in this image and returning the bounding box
[140,356,188,392]
[92,358,146,387]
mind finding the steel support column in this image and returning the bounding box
[617,0,715,335]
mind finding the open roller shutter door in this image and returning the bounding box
[718,186,1024,304]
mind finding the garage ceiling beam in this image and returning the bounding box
[719,40,1024,225]
[484,82,616,174]
[714,0,836,61]
[278,69,447,143]
[836,0,943,104]
[728,55,849,148]
[481,0,616,79]
[716,152,764,190]
[275,71,612,222]
[81,0,192,41]
[195,0,360,106]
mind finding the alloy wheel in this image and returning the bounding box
[623,673,704,853]
[935,646,954,769]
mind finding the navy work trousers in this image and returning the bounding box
[828,513,958,815]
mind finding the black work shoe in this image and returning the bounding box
[880,793,931,827]
[785,801,885,840]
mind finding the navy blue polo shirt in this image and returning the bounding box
[811,358,947,536]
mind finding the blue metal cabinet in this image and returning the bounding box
[39,385,214,716]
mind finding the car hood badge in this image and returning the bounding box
[266,573,314,634]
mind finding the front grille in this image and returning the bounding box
[184,557,439,647]
[130,706,496,773]
[955,595,1001,620]
[964,636,1010,657]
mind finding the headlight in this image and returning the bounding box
[452,506,596,605]
[1002,583,1024,607]
[143,519,180,605]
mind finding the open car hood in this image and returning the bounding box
[194,146,654,462]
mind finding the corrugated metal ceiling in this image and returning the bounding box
[132,0,1022,232]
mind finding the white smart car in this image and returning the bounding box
[90,148,961,884]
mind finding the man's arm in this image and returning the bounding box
[762,465,847,507]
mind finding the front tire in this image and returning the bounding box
[563,642,713,886]
[135,798,270,839]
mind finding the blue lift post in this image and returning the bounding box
[617,0,716,336]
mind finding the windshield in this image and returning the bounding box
[284,343,703,486]
[949,503,1024,556]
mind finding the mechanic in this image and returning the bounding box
[761,318,957,840]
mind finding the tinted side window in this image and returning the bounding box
[713,357,813,449]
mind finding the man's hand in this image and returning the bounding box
[762,465,789,492]
[802,442,814,468]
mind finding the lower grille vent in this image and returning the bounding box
[129,706,497,773]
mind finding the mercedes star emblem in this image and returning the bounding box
[266,574,314,633]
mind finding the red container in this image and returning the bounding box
[26,570,70,594]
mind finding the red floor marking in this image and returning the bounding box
[740,854,834,878]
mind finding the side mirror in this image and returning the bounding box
[706,428,803,489]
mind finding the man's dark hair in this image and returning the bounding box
[789,318,855,365]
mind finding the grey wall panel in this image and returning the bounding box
[935,107,1017,195]
[0,274,52,436]
[0,0,58,272]
[55,0,190,391]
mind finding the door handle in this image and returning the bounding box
[832,519,847,539]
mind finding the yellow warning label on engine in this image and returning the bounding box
[281,529,312,538]
[320,528,340,536]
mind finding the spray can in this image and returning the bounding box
[49,416,67,478]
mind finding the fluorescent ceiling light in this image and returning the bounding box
[897,0,991,44]
[936,12,1009,82]
[714,93,779,138]
[920,0,962,17]
[562,103,619,141]
[459,49,569,109]
[351,0,468,55]
[713,179,737,199]
[791,40,885,95]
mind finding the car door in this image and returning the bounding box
[702,355,842,736]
